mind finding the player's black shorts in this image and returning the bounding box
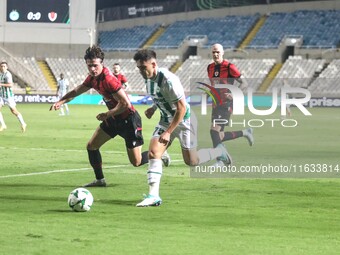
[211,102,233,129]
[100,111,144,149]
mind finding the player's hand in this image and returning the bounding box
[159,131,171,145]
[225,93,233,100]
[96,112,109,121]
[50,102,61,111]
[145,107,155,119]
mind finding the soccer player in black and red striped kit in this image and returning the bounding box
[112,63,129,89]
[207,43,254,166]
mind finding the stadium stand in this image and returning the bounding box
[41,56,337,95]
[248,10,340,49]
[10,57,48,90]
[3,2,340,97]
[97,10,340,51]
[46,58,88,90]
[267,56,326,91]
[98,24,160,51]
[309,59,340,95]
[151,14,260,49]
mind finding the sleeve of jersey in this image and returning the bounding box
[121,75,128,84]
[230,64,241,78]
[106,76,122,93]
[167,77,184,103]
[6,72,13,83]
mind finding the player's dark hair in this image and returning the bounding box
[0,61,8,66]
[133,49,157,62]
[113,63,120,66]
[84,45,105,62]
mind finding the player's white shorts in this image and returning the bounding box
[0,97,16,108]
[152,112,198,150]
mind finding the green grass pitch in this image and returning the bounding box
[0,104,339,255]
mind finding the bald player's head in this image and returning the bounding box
[211,44,224,64]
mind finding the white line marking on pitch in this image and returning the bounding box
[0,161,184,179]
[0,165,126,179]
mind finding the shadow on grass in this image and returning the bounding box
[95,198,137,206]
[47,209,73,213]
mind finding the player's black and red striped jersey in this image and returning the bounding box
[83,67,135,119]
[207,60,241,104]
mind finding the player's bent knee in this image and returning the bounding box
[86,142,99,150]
[148,150,162,159]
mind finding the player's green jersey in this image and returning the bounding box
[0,71,14,99]
[145,68,190,124]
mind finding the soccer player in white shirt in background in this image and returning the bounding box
[0,61,27,132]
[133,49,232,207]
[56,73,70,115]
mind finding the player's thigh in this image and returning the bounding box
[9,105,19,115]
[126,145,142,167]
[169,117,197,151]
[6,97,17,108]
[87,126,112,150]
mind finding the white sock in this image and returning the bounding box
[0,112,6,127]
[60,107,65,115]
[17,114,26,125]
[197,147,224,164]
[64,104,69,114]
[147,159,163,197]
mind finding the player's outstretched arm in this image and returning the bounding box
[50,84,90,111]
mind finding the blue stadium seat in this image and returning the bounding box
[152,14,260,49]
[99,24,160,51]
[248,10,340,49]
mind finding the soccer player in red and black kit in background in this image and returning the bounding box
[112,63,129,89]
[50,45,169,187]
[207,43,254,166]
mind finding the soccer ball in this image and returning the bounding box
[68,188,94,212]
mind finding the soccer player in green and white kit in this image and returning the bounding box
[133,49,232,207]
[0,61,27,132]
